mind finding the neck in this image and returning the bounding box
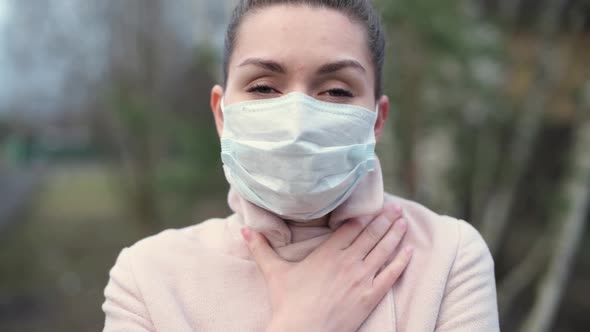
[285,214,330,227]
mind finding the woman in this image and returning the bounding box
[102,0,499,331]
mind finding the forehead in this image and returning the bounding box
[231,4,372,73]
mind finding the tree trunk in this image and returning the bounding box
[479,0,571,255]
[519,89,590,332]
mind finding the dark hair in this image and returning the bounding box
[223,0,386,99]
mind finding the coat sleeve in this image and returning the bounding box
[435,221,500,332]
[102,248,155,332]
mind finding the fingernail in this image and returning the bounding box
[241,227,252,242]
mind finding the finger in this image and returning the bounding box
[242,228,285,277]
[372,247,413,294]
[323,202,401,252]
[321,216,370,252]
[346,204,402,258]
[363,217,408,273]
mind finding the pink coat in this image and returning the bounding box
[102,161,500,331]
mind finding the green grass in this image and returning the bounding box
[0,162,233,331]
[0,164,154,331]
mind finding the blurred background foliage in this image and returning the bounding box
[0,0,589,331]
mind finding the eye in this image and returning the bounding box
[246,84,278,95]
[325,88,354,98]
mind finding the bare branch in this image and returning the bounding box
[498,236,548,320]
[518,84,590,332]
[479,0,573,255]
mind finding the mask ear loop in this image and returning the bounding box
[220,97,225,112]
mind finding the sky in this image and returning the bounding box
[0,0,10,113]
[0,0,228,116]
[0,1,8,22]
[0,1,111,115]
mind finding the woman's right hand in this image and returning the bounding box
[241,203,412,332]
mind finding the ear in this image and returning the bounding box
[374,95,390,142]
[210,85,225,137]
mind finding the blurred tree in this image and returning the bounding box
[99,0,224,233]
[378,0,508,216]
[375,0,590,330]
[99,0,165,233]
[519,81,590,332]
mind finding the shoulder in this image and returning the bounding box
[385,192,493,275]
[386,194,499,329]
[106,217,234,281]
[124,217,230,262]
[386,193,487,249]
[104,217,238,301]
[103,218,233,330]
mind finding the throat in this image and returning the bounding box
[285,214,330,227]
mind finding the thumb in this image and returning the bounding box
[241,227,285,277]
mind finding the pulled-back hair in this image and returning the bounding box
[223,0,386,99]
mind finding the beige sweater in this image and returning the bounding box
[102,161,500,331]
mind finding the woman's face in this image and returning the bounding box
[211,4,389,140]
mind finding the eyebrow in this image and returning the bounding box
[316,60,366,75]
[237,58,366,76]
[238,58,286,73]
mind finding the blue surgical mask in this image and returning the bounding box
[220,92,378,221]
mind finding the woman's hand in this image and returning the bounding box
[241,203,412,332]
